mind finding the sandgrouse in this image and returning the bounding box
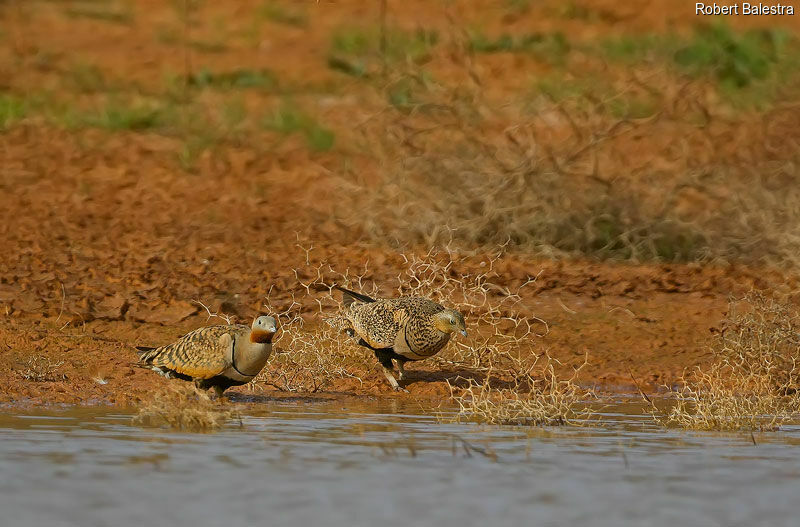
[135,315,278,397]
[336,286,467,390]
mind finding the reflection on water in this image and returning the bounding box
[2,399,800,527]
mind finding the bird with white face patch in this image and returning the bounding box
[335,286,467,391]
[134,315,278,397]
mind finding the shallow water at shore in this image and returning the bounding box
[2,399,799,527]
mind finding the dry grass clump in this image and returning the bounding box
[17,356,66,382]
[446,351,593,427]
[657,292,800,431]
[715,291,800,393]
[132,385,241,432]
[660,362,793,432]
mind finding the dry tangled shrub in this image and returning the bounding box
[445,351,593,427]
[657,291,800,431]
[715,291,800,393]
[339,29,800,267]
[392,247,593,428]
[260,243,592,424]
[132,385,241,432]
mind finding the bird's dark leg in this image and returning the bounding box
[356,339,407,392]
[372,348,407,392]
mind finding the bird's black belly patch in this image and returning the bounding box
[196,375,248,391]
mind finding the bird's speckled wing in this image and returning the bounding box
[137,324,248,379]
[346,300,401,349]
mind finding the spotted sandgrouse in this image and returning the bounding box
[336,287,466,390]
[135,315,278,397]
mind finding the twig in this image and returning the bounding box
[628,366,653,405]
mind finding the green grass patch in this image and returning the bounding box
[599,23,799,107]
[258,1,307,27]
[385,72,435,112]
[188,68,278,90]
[599,34,667,62]
[0,94,27,130]
[505,0,531,15]
[63,1,134,25]
[62,98,166,131]
[468,31,570,66]
[263,100,335,152]
[328,26,438,77]
[674,23,791,89]
[555,1,597,20]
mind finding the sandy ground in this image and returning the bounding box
[1,0,798,406]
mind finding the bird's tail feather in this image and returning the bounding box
[335,286,376,307]
[135,345,157,356]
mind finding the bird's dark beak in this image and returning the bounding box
[460,329,468,338]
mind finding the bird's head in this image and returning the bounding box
[250,315,279,343]
[432,309,467,337]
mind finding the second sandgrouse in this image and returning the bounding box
[336,286,467,390]
[134,315,278,397]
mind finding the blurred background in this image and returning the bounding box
[1,0,799,322]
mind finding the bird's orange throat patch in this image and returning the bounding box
[250,330,276,343]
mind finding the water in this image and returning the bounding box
[2,399,800,527]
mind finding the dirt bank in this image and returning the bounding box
[2,0,799,407]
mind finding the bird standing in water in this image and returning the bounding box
[336,286,467,390]
[134,315,278,397]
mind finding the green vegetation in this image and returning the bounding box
[553,209,706,262]
[385,72,435,111]
[328,26,438,77]
[0,94,27,131]
[674,24,789,87]
[505,0,531,15]
[263,101,334,152]
[599,34,667,63]
[468,31,570,66]
[599,23,798,106]
[188,68,278,90]
[63,98,166,131]
[63,1,134,25]
[259,1,307,27]
[556,1,596,20]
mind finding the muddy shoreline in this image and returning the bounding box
[2,258,789,408]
